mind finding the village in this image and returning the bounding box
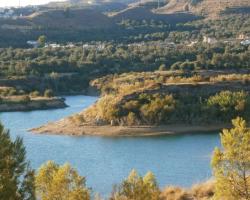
[26,33,250,51]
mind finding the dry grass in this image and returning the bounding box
[160,186,192,200]
[157,0,250,18]
[191,180,215,199]
[92,71,250,97]
[161,180,215,200]
[210,74,250,83]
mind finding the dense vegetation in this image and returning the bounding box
[0,40,249,94]
[0,9,249,96]
[1,118,249,199]
[81,90,250,126]
[64,70,250,126]
[0,123,35,200]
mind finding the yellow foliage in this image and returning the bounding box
[35,161,90,200]
[211,117,250,200]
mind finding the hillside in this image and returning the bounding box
[111,6,200,24]
[156,0,250,18]
[0,8,116,47]
[26,8,114,29]
[0,8,115,31]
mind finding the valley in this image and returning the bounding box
[0,0,250,199]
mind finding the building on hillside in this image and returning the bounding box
[82,43,106,51]
[0,9,15,18]
[237,33,249,40]
[27,41,39,48]
[66,43,75,48]
[241,40,250,46]
[45,43,61,48]
[83,44,94,50]
[187,41,198,47]
[203,36,217,44]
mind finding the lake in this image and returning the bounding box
[0,95,220,196]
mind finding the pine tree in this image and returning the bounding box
[211,117,250,200]
[0,123,35,200]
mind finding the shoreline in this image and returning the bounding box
[30,120,230,136]
[0,97,67,112]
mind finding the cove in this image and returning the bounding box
[0,95,220,196]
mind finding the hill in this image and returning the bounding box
[26,8,114,29]
[111,6,200,24]
[46,0,129,12]
[0,8,116,47]
[0,8,115,30]
[156,0,250,18]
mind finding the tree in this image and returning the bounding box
[0,123,35,200]
[207,91,248,121]
[37,35,46,48]
[44,89,54,98]
[110,169,160,200]
[36,161,90,200]
[158,64,167,71]
[211,117,250,200]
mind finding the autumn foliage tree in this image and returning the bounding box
[212,117,250,200]
[110,169,161,200]
[35,161,90,200]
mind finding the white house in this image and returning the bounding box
[203,36,217,44]
[27,41,39,48]
[241,40,250,46]
[237,33,249,40]
[187,41,198,47]
[48,43,61,48]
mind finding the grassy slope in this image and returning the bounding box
[156,0,250,18]
[0,8,115,30]
[110,6,201,24]
[26,8,115,29]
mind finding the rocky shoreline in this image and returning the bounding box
[0,97,67,112]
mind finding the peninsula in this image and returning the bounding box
[31,70,249,136]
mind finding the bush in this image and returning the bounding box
[44,89,54,98]
[30,90,40,97]
[160,186,191,200]
[206,91,248,121]
[126,112,138,126]
[139,94,176,124]
[191,180,215,199]
[159,64,167,71]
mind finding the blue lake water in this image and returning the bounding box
[0,95,220,196]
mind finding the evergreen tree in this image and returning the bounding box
[37,35,46,48]
[211,117,250,200]
[0,123,35,200]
